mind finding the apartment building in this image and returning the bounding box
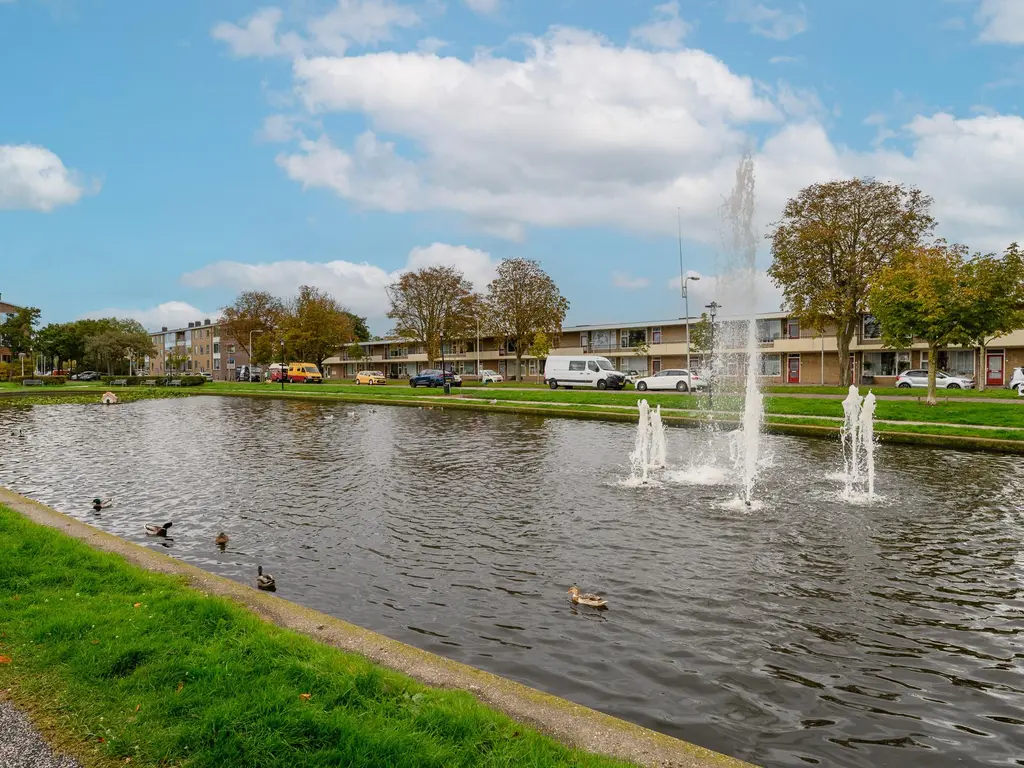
[146,319,248,381]
[326,311,1024,388]
[0,295,24,364]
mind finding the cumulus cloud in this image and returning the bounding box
[630,1,691,50]
[0,144,90,212]
[180,243,498,323]
[212,1,419,59]
[613,273,651,290]
[463,0,499,16]
[976,0,1024,44]
[726,1,808,41]
[80,301,213,332]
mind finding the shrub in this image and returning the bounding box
[0,362,10,382]
[177,376,206,387]
[12,375,66,386]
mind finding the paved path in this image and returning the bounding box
[0,700,82,768]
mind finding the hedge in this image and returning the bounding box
[178,376,206,387]
[12,376,66,386]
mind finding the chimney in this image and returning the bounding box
[161,326,168,332]
[187,322,193,328]
[204,318,211,325]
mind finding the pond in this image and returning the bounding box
[1,396,1022,767]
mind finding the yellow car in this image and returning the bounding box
[285,362,323,384]
[355,370,386,385]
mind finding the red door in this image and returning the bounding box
[787,355,800,384]
[986,353,1004,386]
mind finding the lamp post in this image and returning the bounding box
[683,275,700,386]
[249,329,265,383]
[705,301,720,408]
[19,352,25,377]
[279,336,286,392]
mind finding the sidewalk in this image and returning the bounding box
[0,699,81,768]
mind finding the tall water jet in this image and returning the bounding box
[650,405,667,469]
[717,153,762,505]
[629,399,652,484]
[859,391,877,498]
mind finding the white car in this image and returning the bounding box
[895,369,974,389]
[480,369,503,384]
[634,369,705,393]
[1007,366,1024,392]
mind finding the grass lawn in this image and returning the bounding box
[763,384,1022,399]
[0,506,629,768]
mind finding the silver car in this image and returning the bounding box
[895,369,974,389]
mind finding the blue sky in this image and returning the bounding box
[2,0,1023,334]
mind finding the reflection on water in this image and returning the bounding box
[1,396,1022,768]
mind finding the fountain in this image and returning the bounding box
[650,405,667,469]
[839,385,877,500]
[627,399,667,483]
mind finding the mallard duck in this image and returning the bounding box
[256,566,276,591]
[91,497,111,511]
[215,532,229,548]
[145,522,172,536]
[568,585,607,609]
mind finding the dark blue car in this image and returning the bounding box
[409,369,462,388]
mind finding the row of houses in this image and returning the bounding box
[0,295,23,364]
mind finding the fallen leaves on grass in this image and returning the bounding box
[135,704,140,712]
[0,656,11,664]
[176,681,184,693]
[91,640,99,645]
[299,693,312,701]
[133,603,141,609]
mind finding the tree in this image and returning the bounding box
[344,312,371,342]
[0,306,41,358]
[220,291,285,359]
[164,346,191,376]
[768,178,936,386]
[485,259,569,381]
[966,243,1024,391]
[386,266,474,366]
[83,320,157,375]
[281,285,355,371]
[345,342,365,363]
[868,243,987,405]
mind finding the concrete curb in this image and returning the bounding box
[0,487,755,768]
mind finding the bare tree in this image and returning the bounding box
[386,266,474,366]
[485,259,569,381]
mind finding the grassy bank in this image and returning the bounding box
[0,505,628,768]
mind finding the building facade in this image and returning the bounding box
[146,319,248,381]
[324,311,1024,389]
[0,296,24,364]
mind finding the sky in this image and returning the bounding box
[2,0,1023,335]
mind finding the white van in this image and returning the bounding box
[545,356,627,390]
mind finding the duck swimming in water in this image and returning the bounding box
[215,531,229,549]
[256,566,276,591]
[145,521,172,536]
[568,585,608,609]
[91,497,111,511]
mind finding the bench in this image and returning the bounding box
[141,380,157,387]
[21,379,42,387]
[111,379,128,387]
[167,380,182,387]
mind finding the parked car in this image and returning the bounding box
[1007,366,1024,391]
[72,371,101,381]
[634,369,705,392]
[286,362,323,384]
[409,369,462,388]
[355,370,386,385]
[480,369,503,384]
[235,365,262,382]
[545,355,626,390]
[199,371,213,382]
[895,369,975,389]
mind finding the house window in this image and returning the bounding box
[621,329,646,348]
[863,315,882,339]
[228,344,236,354]
[652,327,662,344]
[529,360,538,375]
[787,319,800,339]
[943,350,975,375]
[580,332,588,347]
[227,357,235,368]
[862,351,909,376]
[652,358,662,373]
[591,330,613,349]
[756,319,782,342]
[505,339,517,354]
[760,353,781,377]
[213,342,220,354]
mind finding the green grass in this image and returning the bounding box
[0,390,197,407]
[762,396,1024,429]
[762,384,1022,399]
[0,507,629,768]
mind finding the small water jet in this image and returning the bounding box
[650,405,667,470]
[627,399,667,484]
[838,385,878,500]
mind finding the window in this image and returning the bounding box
[760,354,781,376]
[591,330,613,349]
[652,327,662,344]
[569,360,586,371]
[863,315,882,339]
[214,359,220,370]
[756,319,782,342]
[944,350,975,375]
[213,342,220,354]
[621,329,646,348]
[787,319,800,339]
[652,358,662,373]
[862,351,910,376]
[228,344,236,354]
[529,360,538,375]
[228,357,235,368]
[587,361,600,372]
[580,332,588,347]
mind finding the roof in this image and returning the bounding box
[0,300,24,315]
[563,310,790,332]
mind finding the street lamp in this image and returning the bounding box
[683,275,700,385]
[705,301,720,407]
[279,336,286,392]
[249,329,265,383]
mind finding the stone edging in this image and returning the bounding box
[0,487,756,768]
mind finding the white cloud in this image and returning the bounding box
[630,1,691,50]
[80,301,212,332]
[976,0,1024,44]
[726,1,808,41]
[416,36,448,54]
[768,55,801,64]
[613,273,651,290]
[0,144,90,212]
[464,0,499,16]
[212,1,419,59]
[258,113,309,142]
[180,243,498,323]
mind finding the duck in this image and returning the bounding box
[215,531,230,549]
[256,566,276,591]
[145,521,172,537]
[568,585,608,609]
[91,497,111,511]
